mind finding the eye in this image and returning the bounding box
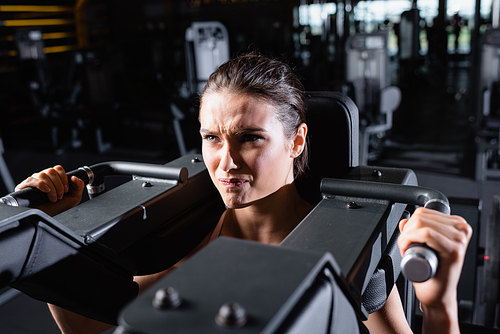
[241,134,262,142]
[202,135,219,142]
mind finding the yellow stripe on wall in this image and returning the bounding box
[44,45,77,54]
[1,18,74,27]
[43,32,75,39]
[0,5,73,13]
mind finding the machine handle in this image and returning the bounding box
[0,162,188,208]
[320,178,451,283]
[0,168,91,208]
[401,199,450,283]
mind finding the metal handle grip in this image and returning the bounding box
[401,199,450,282]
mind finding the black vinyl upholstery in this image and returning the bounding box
[0,205,138,325]
[297,91,359,204]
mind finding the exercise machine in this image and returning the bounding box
[184,21,230,95]
[345,32,401,165]
[0,92,478,333]
[169,21,230,156]
[0,134,15,193]
[474,28,500,181]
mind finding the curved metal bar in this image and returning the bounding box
[320,178,449,213]
[0,161,188,208]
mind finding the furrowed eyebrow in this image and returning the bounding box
[200,127,267,135]
[199,129,216,135]
[234,128,267,136]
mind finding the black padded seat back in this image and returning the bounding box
[296,92,359,205]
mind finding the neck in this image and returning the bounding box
[222,183,313,245]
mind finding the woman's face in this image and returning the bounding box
[199,91,297,209]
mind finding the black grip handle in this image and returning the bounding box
[0,168,90,208]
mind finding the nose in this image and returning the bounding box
[219,143,239,172]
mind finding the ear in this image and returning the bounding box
[290,123,308,158]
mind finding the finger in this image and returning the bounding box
[407,217,466,242]
[401,208,465,235]
[398,219,470,258]
[36,168,66,201]
[15,177,51,192]
[398,208,468,251]
[53,165,69,194]
[47,166,68,200]
[399,226,468,263]
[68,176,85,195]
[399,219,409,233]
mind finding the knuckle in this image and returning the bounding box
[26,176,37,183]
[54,165,65,173]
[412,218,426,229]
[452,241,467,258]
[452,230,465,243]
[414,207,426,214]
[421,227,433,239]
[465,224,473,239]
[46,168,58,176]
[453,216,473,237]
[458,231,471,247]
[412,207,426,217]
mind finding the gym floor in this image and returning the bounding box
[0,60,499,333]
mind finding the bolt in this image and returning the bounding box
[191,157,202,163]
[152,287,182,310]
[372,170,382,178]
[142,182,152,188]
[215,302,248,328]
[347,201,359,209]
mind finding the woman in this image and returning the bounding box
[17,54,472,334]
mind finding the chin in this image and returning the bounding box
[223,201,250,210]
[222,194,272,210]
[221,194,253,209]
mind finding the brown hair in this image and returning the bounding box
[200,53,309,177]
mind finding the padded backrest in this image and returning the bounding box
[296,92,359,205]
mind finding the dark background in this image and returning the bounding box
[0,0,499,333]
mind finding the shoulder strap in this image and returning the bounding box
[208,210,227,242]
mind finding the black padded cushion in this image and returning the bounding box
[296,92,359,205]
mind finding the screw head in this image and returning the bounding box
[347,201,359,209]
[152,287,182,310]
[215,302,248,328]
[191,157,202,163]
[372,170,382,178]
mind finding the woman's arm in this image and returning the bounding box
[46,268,177,334]
[16,167,213,333]
[398,207,471,334]
[364,285,413,334]
[365,207,472,334]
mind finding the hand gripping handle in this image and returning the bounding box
[319,178,451,283]
[0,162,188,208]
[401,199,450,283]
